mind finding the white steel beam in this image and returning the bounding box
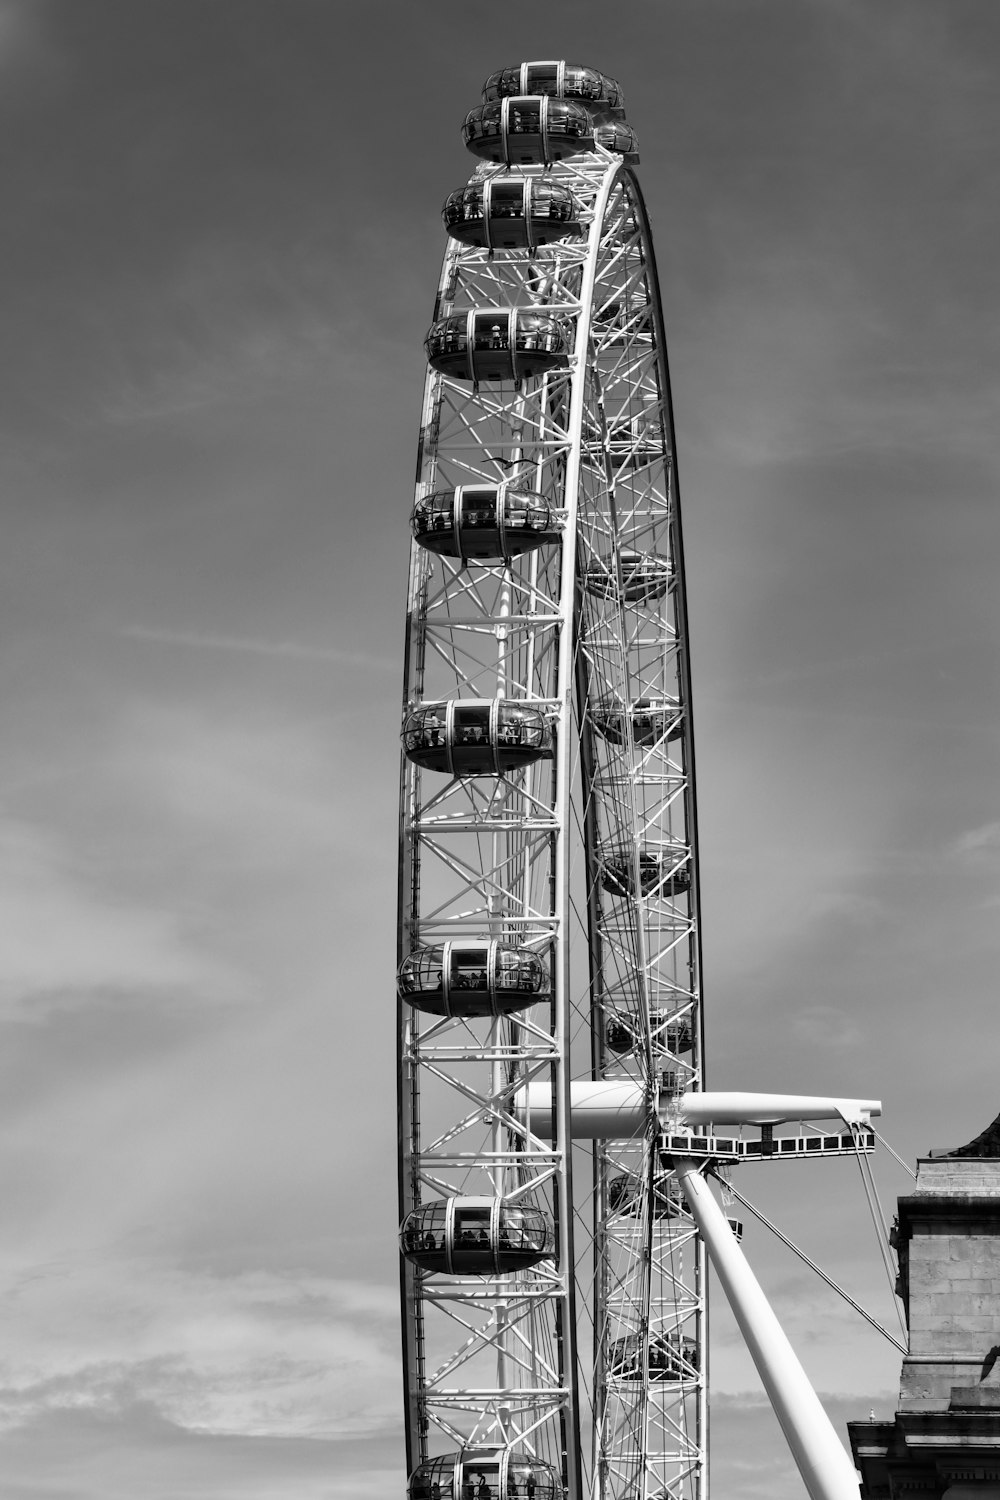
[672,1160,861,1500]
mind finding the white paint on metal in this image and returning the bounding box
[515,1082,881,1138]
[673,1160,861,1500]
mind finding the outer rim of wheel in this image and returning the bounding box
[396,115,705,1500]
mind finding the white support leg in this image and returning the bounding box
[672,1158,860,1500]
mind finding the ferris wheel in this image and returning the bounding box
[395,61,879,1500]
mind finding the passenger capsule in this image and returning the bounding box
[608,1332,699,1382]
[599,846,692,900]
[482,61,626,123]
[581,549,673,603]
[605,416,663,469]
[400,1196,554,1276]
[605,1009,693,1056]
[425,308,571,384]
[443,177,582,250]
[409,1451,561,1500]
[464,97,595,166]
[402,699,552,777]
[411,483,560,562]
[595,120,640,164]
[592,695,683,747]
[398,940,549,1018]
[608,1171,684,1220]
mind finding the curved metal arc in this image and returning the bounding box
[619,169,705,1089]
[553,155,630,1500]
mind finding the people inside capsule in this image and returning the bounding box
[599,846,691,899]
[582,549,673,603]
[411,485,559,562]
[442,179,581,249]
[398,941,548,1017]
[402,699,552,776]
[608,1171,683,1219]
[608,1332,698,1381]
[463,98,594,165]
[605,1008,693,1056]
[425,310,571,384]
[482,62,626,122]
[409,1453,560,1500]
[400,1196,554,1276]
[592,695,683,747]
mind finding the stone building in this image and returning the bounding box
[848,1113,1000,1499]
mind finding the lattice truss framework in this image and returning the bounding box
[398,150,705,1500]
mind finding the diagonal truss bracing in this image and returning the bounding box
[398,148,705,1500]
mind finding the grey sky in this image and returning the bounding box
[0,2,998,1496]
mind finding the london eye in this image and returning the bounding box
[395,60,878,1500]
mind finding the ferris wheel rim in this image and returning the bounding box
[396,90,705,1500]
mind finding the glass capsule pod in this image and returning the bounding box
[608,1332,700,1382]
[605,414,663,469]
[595,120,640,164]
[592,297,653,345]
[581,549,673,603]
[425,308,571,385]
[608,1171,685,1220]
[411,483,560,562]
[409,1450,561,1500]
[482,60,626,123]
[599,846,692,900]
[605,1009,693,1056]
[593,695,683,747]
[463,97,595,166]
[400,1196,554,1276]
[442,177,582,251]
[397,940,549,1018]
[402,699,552,777]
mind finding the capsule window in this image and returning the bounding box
[459,1463,499,1499]
[595,120,640,161]
[412,493,454,539]
[508,100,542,135]
[400,1200,447,1258]
[450,947,489,992]
[534,184,571,221]
[453,704,491,746]
[409,1454,560,1500]
[454,1206,491,1247]
[523,62,559,94]
[411,485,557,562]
[400,1196,554,1275]
[459,490,498,530]
[398,941,548,1018]
[402,699,552,776]
[489,181,525,218]
[563,65,603,103]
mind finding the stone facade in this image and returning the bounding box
[848,1134,1000,1500]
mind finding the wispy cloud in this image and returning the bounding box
[791,1005,864,1049]
[949,820,1000,864]
[0,818,239,1015]
[0,1265,400,1440]
[122,625,397,673]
